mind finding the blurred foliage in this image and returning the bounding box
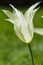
[0,7,43,65]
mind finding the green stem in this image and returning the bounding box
[28,44,34,65]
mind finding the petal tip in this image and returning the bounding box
[41,16,43,18]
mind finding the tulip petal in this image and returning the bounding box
[34,28,43,35]
[24,2,40,22]
[2,10,17,20]
[5,19,16,24]
[14,25,32,43]
[14,26,25,42]
[41,16,43,18]
[32,7,40,19]
[24,2,40,40]
[10,4,18,17]
[6,18,25,42]
[10,4,23,19]
[2,10,21,28]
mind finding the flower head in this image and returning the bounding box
[2,2,43,43]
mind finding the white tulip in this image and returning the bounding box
[2,2,43,43]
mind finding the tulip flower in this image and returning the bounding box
[2,2,43,65]
[2,2,43,44]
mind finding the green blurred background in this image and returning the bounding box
[0,0,43,65]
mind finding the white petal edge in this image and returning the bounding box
[41,16,43,18]
[2,10,17,20]
[14,26,26,43]
[5,19,16,24]
[10,4,23,19]
[24,2,40,22]
[34,28,43,35]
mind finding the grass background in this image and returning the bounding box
[0,7,43,65]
